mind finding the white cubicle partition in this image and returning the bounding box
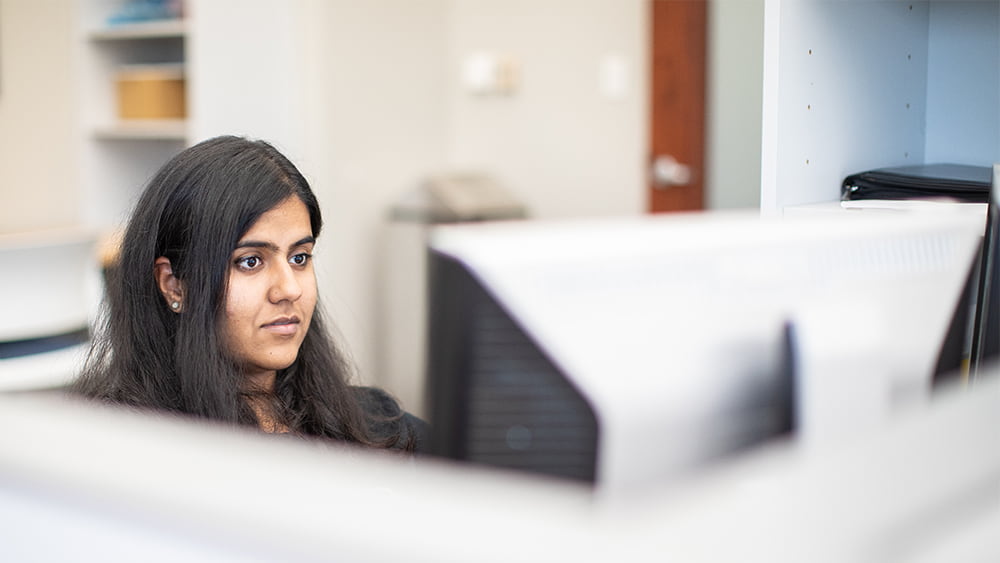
[761,0,1000,214]
[0,229,99,391]
[0,368,995,562]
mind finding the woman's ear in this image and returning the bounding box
[153,257,185,313]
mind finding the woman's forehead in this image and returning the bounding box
[239,197,313,243]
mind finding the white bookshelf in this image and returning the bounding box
[78,2,188,231]
[93,119,188,141]
[78,1,317,235]
[760,0,1000,215]
[87,17,186,40]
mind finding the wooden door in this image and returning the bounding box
[649,0,708,212]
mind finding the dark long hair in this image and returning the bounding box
[73,136,398,447]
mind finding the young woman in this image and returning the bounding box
[73,135,426,452]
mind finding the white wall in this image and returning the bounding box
[924,0,1000,165]
[0,0,81,232]
[312,0,451,384]
[445,0,648,218]
[187,0,310,156]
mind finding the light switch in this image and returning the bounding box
[463,52,519,96]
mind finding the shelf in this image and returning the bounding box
[94,119,187,141]
[0,226,98,250]
[782,200,989,224]
[760,0,999,215]
[89,18,186,41]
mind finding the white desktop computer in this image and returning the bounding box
[425,208,986,491]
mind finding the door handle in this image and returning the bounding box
[651,155,692,189]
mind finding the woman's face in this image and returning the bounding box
[223,196,317,386]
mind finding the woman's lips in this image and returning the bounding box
[262,317,300,336]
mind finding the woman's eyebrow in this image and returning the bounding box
[234,236,315,252]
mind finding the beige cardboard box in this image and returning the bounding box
[116,64,186,120]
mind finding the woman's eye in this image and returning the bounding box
[290,253,312,266]
[236,256,262,271]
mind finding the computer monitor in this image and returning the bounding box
[425,209,984,491]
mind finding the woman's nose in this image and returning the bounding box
[268,263,303,303]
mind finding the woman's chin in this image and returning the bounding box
[241,355,300,378]
[267,357,299,372]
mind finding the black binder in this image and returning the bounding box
[841,163,992,203]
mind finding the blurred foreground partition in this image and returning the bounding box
[0,364,995,562]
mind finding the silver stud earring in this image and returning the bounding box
[171,301,181,311]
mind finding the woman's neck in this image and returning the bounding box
[243,370,288,433]
[248,398,289,434]
[244,370,277,393]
